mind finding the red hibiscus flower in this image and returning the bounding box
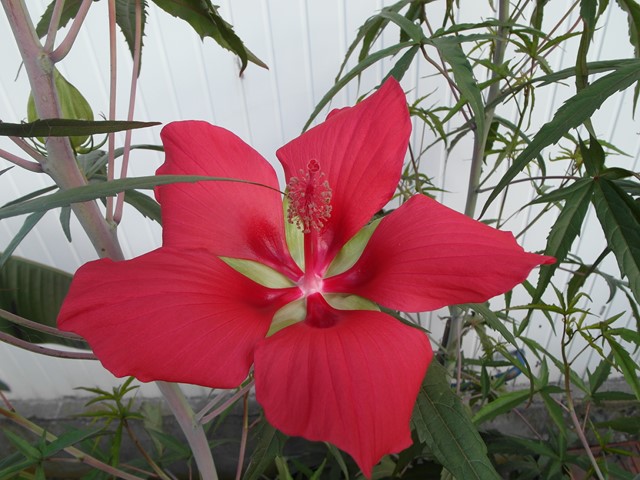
[58,79,553,476]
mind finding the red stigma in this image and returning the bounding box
[287,160,332,233]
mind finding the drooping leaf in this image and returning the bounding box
[35,0,84,38]
[385,45,420,83]
[412,362,501,480]
[534,178,595,301]
[615,0,640,108]
[0,174,268,220]
[592,178,640,303]
[605,335,640,400]
[430,36,485,139]
[122,189,162,223]
[579,135,605,175]
[150,0,266,73]
[0,211,47,269]
[0,119,160,138]
[116,0,148,69]
[59,206,72,242]
[588,353,614,396]
[482,61,640,214]
[0,256,77,347]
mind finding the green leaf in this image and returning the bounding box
[616,0,640,57]
[463,303,518,347]
[304,41,415,131]
[35,0,84,38]
[0,211,47,269]
[430,36,485,139]
[578,135,605,175]
[385,45,420,83]
[588,353,613,395]
[243,419,287,480]
[605,335,640,400]
[472,389,532,426]
[0,174,270,220]
[59,206,72,242]
[482,60,640,214]
[0,256,77,347]
[0,119,160,138]
[534,179,594,301]
[412,362,501,480]
[595,415,640,434]
[42,427,103,457]
[592,178,640,303]
[378,10,426,42]
[150,0,266,73]
[115,0,148,70]
[3,429,41,461]
[122,189,162,223]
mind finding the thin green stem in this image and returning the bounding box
[0,406,145,480]
[444,0,510,358]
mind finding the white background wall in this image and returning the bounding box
[0,0,638,399]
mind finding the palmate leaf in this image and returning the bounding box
[592,178,640,303]
[0,256,80,347]
[0,119,159,138]
[481,60,640,215]
[150,0,266,74]
[412,362,501,480]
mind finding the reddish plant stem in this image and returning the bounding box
[0,147,43,172]
[50,0,93,61]
[106,0,118,222]
[1,0,123,260]
[0,308,85,340]
[114,0,142,224]
[0,331,97,360]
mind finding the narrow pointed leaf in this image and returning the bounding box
[412,362,501,480]
[0,174,267,220]
[534,179,594,301]
[592,178,640,303]
[0,211,46,269]
[430,36,485,139]
[605,335,640,400]
[472,389,532,426]
[304,42,415,131]
[482,61,640,214]
[0,119,159,138]
[122,189,162,223]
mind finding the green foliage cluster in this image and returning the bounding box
[1,0,639,479]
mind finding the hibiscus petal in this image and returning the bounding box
[58,248,297,388]
[276,79,411,271]
[254,294,432,477]
[158,121,301,280]
[325,195,555,311]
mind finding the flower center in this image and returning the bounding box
[286,159,332,233]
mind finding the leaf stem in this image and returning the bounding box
[43,0,65,51]
[0,331,97,359]
[0,147,43,172]
[0,308,85,340]
[445,0,510,358]
[106,0,118,223]
[560,318,605,480]
[156,382,219,480]
[50,0,93,61]
[114,0,143,224]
